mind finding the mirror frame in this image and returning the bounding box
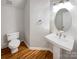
[54,8,72,32]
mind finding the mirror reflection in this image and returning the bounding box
[55,8,72,32]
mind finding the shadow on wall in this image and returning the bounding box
[1,34,8,49]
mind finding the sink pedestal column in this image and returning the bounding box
[53,45,61,59]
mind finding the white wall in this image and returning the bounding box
[1,0,25,49]
[30,0,50,48]
[61,0,77,59]
[24,0,53,50]
[24,0,30,46]
[49,0,77,59]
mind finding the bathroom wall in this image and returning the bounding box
[24,0,53,50]
[30,0,50,48]
[24,0,30,46]
[50,0,77,59]
[1,0,25,49]
[61,0,77,59]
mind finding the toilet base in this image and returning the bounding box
[11,48,18,54]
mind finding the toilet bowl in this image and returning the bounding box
[8,39,20,53]
[7,32,20,54]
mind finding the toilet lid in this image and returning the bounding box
[9,39,20,48]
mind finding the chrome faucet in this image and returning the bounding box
[56,30,66,39]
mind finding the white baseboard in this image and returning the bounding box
[23,40,53,53]
[29,47,49,50]
[23,40,30,48]
[29,47,53,53]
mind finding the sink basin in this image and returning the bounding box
[45,33,74,51]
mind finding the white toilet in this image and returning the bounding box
[7,32,20,54]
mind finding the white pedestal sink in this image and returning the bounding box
[45,33,74,51]
[45,33,74,59]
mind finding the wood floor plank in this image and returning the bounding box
[21,50,35,59]
[24,50,39,59]
[1,42,53,59]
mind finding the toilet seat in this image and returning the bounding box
[8,39,20,48]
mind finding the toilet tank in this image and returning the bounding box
[7,32,19,41]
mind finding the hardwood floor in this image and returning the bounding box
[1,42,53,59]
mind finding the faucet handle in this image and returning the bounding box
[63,34,66,38]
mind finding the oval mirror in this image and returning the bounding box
[55,8,72,32]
